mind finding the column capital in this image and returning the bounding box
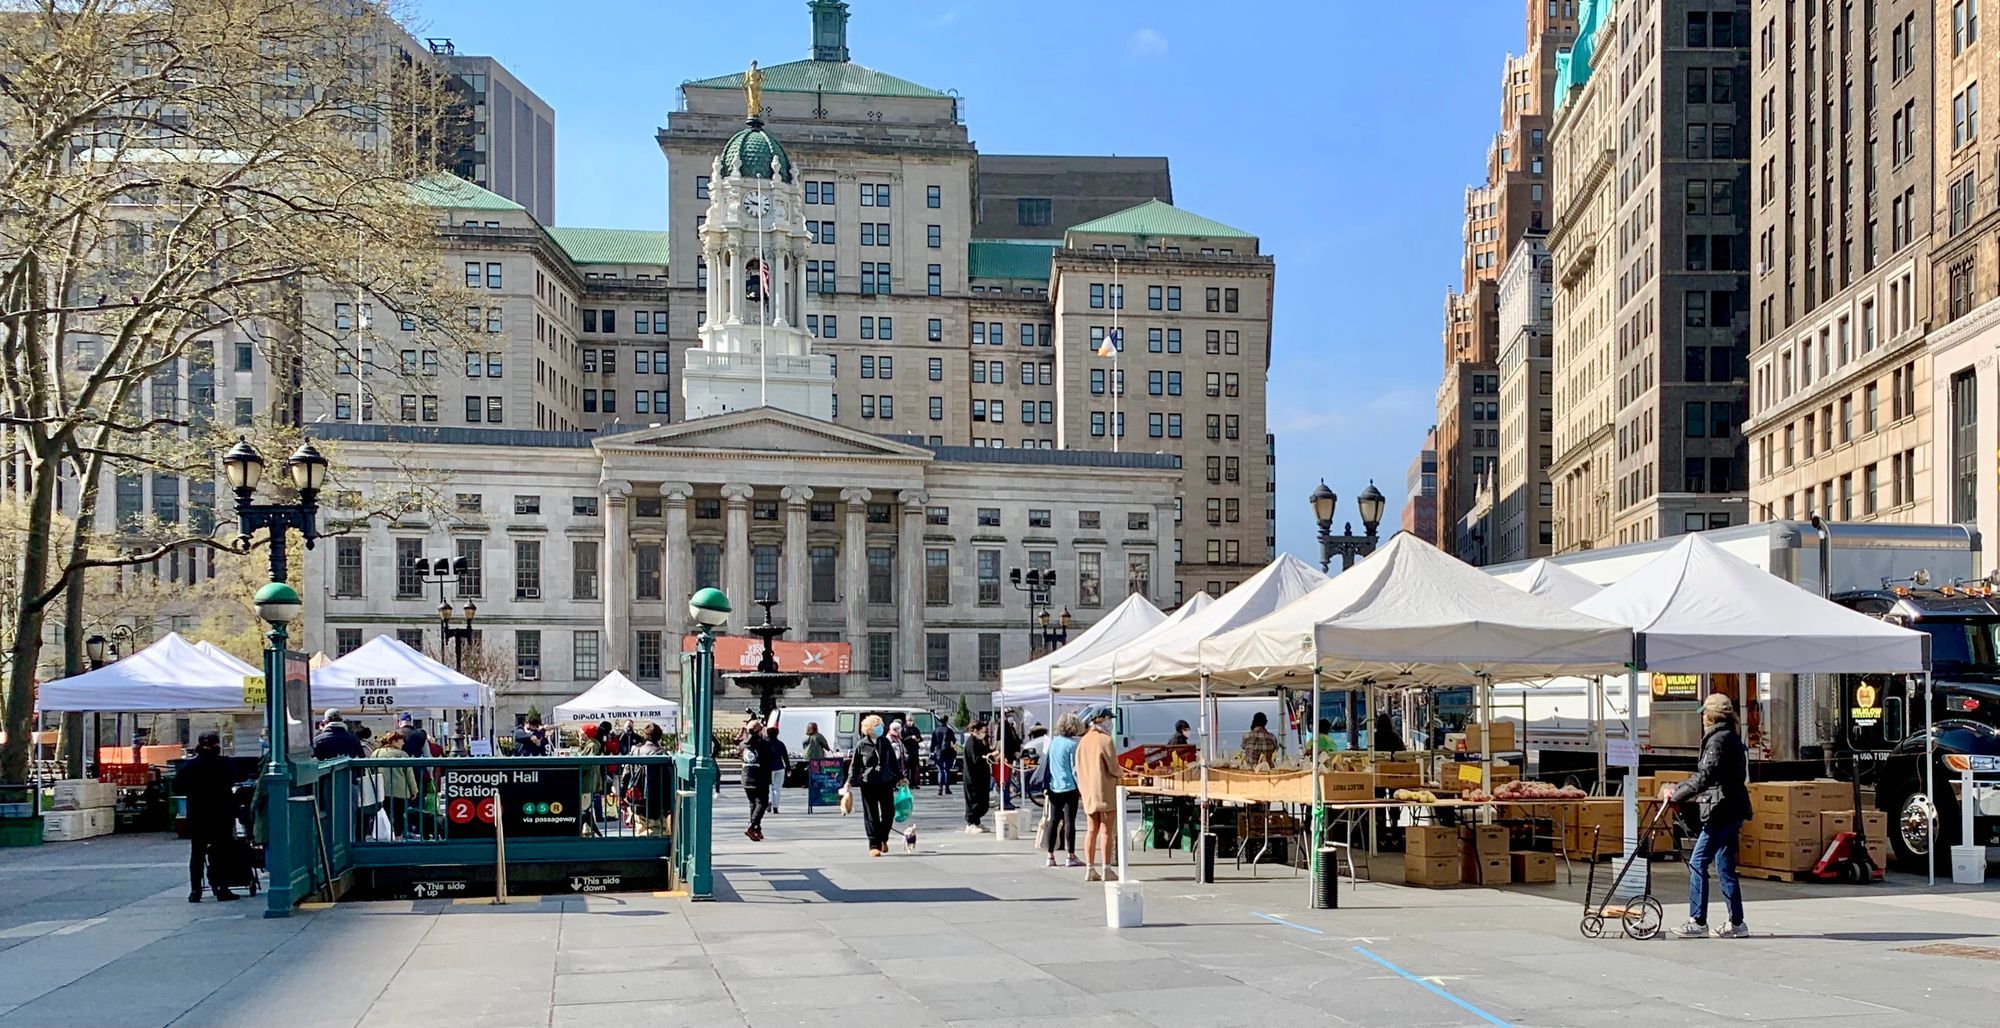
[781,485,814,505]
[839,487,873,506]
[899,488,929,509]
[600,479,633,501]
[720,482,755,504]
[658,481,695,504]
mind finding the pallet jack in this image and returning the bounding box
[1812,751,1883,883]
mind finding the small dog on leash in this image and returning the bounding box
[902,827,918,853]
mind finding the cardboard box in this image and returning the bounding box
[42,808,110,841]
[1470,722,1518,753]
[1512,850,1557,883]
[1749,781,1841,817]
[1461,851,1513,885]
[1407,825,1461,857]
[1404,853,1461,886]
[1463,825,1509,858]
[49,779,114,810]
[1373,761,1423,789]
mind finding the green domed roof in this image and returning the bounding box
[718,120,794,182]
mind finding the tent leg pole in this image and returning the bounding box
[1310,671,1325,907]
[1594,676,1606,796]
[1481,674,1494,817]
[1617,666,1641,898]
[1925,670,1934,888]
[1198,675,1211,885]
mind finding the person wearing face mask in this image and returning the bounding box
[846,714,900,856]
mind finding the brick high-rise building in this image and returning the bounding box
[1435,0,1577,560]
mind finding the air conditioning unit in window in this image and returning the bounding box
[517,587,541,600]
[519,667,540,681]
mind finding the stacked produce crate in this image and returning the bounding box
[1737,780,1886,878]
[43,779,117,841]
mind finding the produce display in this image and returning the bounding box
[1460,780,1587,803]
[1392,788,1439,804]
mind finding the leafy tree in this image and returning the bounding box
[1,0,479,782]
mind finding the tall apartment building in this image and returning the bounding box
[1548,0,1752,550]
[1749,1,1935,530]
[1436,0,1577,559]
[1496,232,1556,561]
[1550,1,1621,552]
[1402,428,1440,546]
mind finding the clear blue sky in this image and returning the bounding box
[416,0,1521,566]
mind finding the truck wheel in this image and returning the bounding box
[1887,791,1956,874]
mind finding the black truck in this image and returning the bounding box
[1831,585,2000,870]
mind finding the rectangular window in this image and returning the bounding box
[634,543,662,600]
[927,264,941,296]
[867,545,894,604]
[334,538,363,597]
[809,546,837,603]
[394,538,423,598]
[455,538,484,598]
[868,634,893,681]
[927,633,951,681]
[515,630,540,680]
[978,633,1001,681]
[753,544,780,603]
[570,540,599,601]
[1078,552,1102,607]
[1952,369,1979,521]
[571,631,600,681]
[514,541,541,600]
[694,542,722,591]
[636,632,663,681]
[926,184,941,208]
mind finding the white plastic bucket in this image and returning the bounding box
[1950,845,1987,886]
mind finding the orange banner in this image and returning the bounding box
[681,636,851,675]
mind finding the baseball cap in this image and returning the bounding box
[322,708,342,722]
[1702,693,1736,718]
[1079,704,1114,723]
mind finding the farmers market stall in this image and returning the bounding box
[555,671,680,734]
[38,633,259,713]
[313,635,496,745]
[1570,533,1931,877]
[1097,533,1638,902]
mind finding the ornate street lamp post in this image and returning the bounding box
[1311,479,1387,572]
[1009,568,1066,654]
[221,436,327,918]
[677,587,730,900]
[410,556,476,670]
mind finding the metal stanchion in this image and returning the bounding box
[492,803,509,905]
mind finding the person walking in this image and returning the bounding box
[741,719,774,841]
[311,710,366,760]
[370,730,419,839]
[577,724,607,834]
[178,732,242,903]
[764,724,791,815]
[801,722,831,761]
[933,724,957,796]
[1663,693,1752,938]
[900,719,925,788]
[961,718,993,833]
[1076,706,1121,881]
[1240,711,1281,769]
[1043,713,1085,868]
[846,714,900,856]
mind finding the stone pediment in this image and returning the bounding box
[593,406,932,461]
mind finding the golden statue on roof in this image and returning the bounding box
[744,61,764,120]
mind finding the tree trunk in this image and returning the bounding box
[59,469,101,778]
[2,437,57,786]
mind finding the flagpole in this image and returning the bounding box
[1112,256,1120,454]
[758,217,768,407]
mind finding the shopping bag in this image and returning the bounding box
[373,807,395,841]
[359,773,383,809]
[893,784,913,823]
[1035,813,1055,851]
[838,786,854,816]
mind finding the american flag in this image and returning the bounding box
[758,260,772,300]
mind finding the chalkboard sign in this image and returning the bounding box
[806,757,846,811]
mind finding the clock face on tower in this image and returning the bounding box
[741,192,774,227]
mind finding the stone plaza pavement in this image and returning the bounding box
[5,794,2000,1027]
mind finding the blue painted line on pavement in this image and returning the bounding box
[1354,946,1513,1028]
[1250,911,1323,934]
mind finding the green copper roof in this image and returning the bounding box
[685,59,948,100]
[547,227,669,266]
[719,123,795,182]
[968,238,1058,281]
[410,173,525,213]
[1065,199,1254,243]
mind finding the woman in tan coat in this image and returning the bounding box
[1073,705,1121,881]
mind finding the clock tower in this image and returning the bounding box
[682,84,833,421]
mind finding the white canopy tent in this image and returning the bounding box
[555,671,680,734]
[313,635,495,712]
[1198,533,1635,691]
[1572,533,1928,673]
[38,632,257,712]
[1570,533,1932,879]
[1050,553,1327,694]
[195,641,260,678]
[1494,558,1605,609]
[993,592,1166,708]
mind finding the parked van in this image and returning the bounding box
[770,706,939,756]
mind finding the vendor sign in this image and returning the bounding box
[1650,673,1701,701]
[355,677,398,710]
